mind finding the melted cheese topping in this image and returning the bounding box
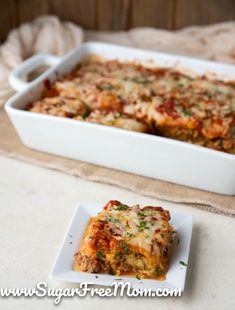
[98,202,172,259]
[27,57,235,153]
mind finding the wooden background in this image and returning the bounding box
[1,0,235,41]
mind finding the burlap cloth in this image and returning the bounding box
[0,16,235,216]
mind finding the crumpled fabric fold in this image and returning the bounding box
[1,16,235,106]
[0,15,83,104]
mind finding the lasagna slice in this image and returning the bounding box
[73,200,173,280]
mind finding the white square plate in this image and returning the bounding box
[50,203,193,291]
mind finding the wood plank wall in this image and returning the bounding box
[1,0,235,42]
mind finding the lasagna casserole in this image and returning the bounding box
[26,57,235,154]
[73,200,173,280]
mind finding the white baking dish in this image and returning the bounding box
[5,42,235,195]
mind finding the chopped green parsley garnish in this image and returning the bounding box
[126,232,134,238]
[137,220,149,231]
[132,76,151,84]
[120,241,129,254]
[155,266,160,274]
[116,203,129,211]
[97,84,114,91]
[176,82,184,88]
[181,108,192,117]
[115,252,122,259]
[106,216,121,223]
[96,250,105,260]
[137,212,146,217]
[179,261,187,267]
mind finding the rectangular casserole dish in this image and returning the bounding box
[5,42,235,195]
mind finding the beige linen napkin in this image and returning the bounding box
[0,16,235,216]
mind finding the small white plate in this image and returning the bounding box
[50,203,193,291]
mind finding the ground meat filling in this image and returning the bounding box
[74,252,113,274]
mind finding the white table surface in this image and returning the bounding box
[0,154,234,310]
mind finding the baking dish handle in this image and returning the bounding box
[9,53,61,92]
